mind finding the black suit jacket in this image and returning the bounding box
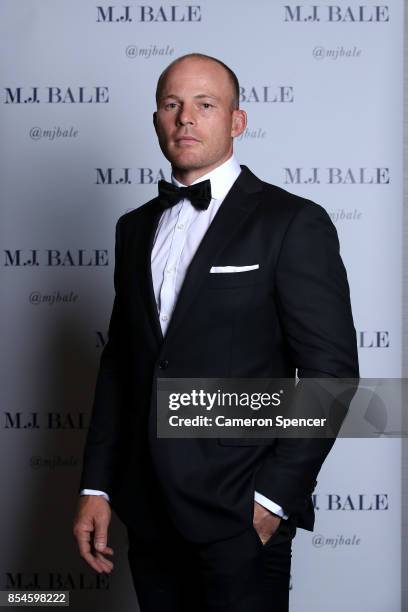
[79,165,359,543]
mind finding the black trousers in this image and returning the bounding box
[127,514,296,612]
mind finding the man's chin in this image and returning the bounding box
[166,153,205,172]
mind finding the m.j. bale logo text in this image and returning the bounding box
[283,5,389,22]
[3,250,109,267]
[2,87,109,104]
[96,5,201,22]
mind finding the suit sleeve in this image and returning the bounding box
[79,217,126,495]
[254,202,359,516]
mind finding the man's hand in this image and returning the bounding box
[73,495,114,574]
[253,501,281,545]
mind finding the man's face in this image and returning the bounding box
[153,58,246,182]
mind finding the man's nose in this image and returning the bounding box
[176,105,195,126]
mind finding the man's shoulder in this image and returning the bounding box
[244,166,331,225]
[116,197,158,232]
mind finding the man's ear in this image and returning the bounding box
[231,109,247,139]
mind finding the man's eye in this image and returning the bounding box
[201,103,213,109]
[165,102,178,110]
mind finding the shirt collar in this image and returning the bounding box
[171,154,241,200]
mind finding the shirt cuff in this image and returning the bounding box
[80,489,110,503]
[254,491,289,519]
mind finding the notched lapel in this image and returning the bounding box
[129,199,164,346]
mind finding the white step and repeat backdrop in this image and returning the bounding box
[0,1,404,611]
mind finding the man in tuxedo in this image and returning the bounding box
[74,53,359,612]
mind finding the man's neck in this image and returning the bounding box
[172,152,234,186]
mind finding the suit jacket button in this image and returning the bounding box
[159,360,169,370]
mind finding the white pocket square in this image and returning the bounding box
[210,264,259,273]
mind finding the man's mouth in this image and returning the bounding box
[175,135,200,144]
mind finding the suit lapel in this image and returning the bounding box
[162,165,263,347]
[130,200,164,346]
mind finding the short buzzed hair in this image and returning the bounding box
[155,53,240,110]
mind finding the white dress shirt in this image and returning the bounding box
[81,154,288,520]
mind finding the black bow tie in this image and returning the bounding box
[158,179,212,211]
